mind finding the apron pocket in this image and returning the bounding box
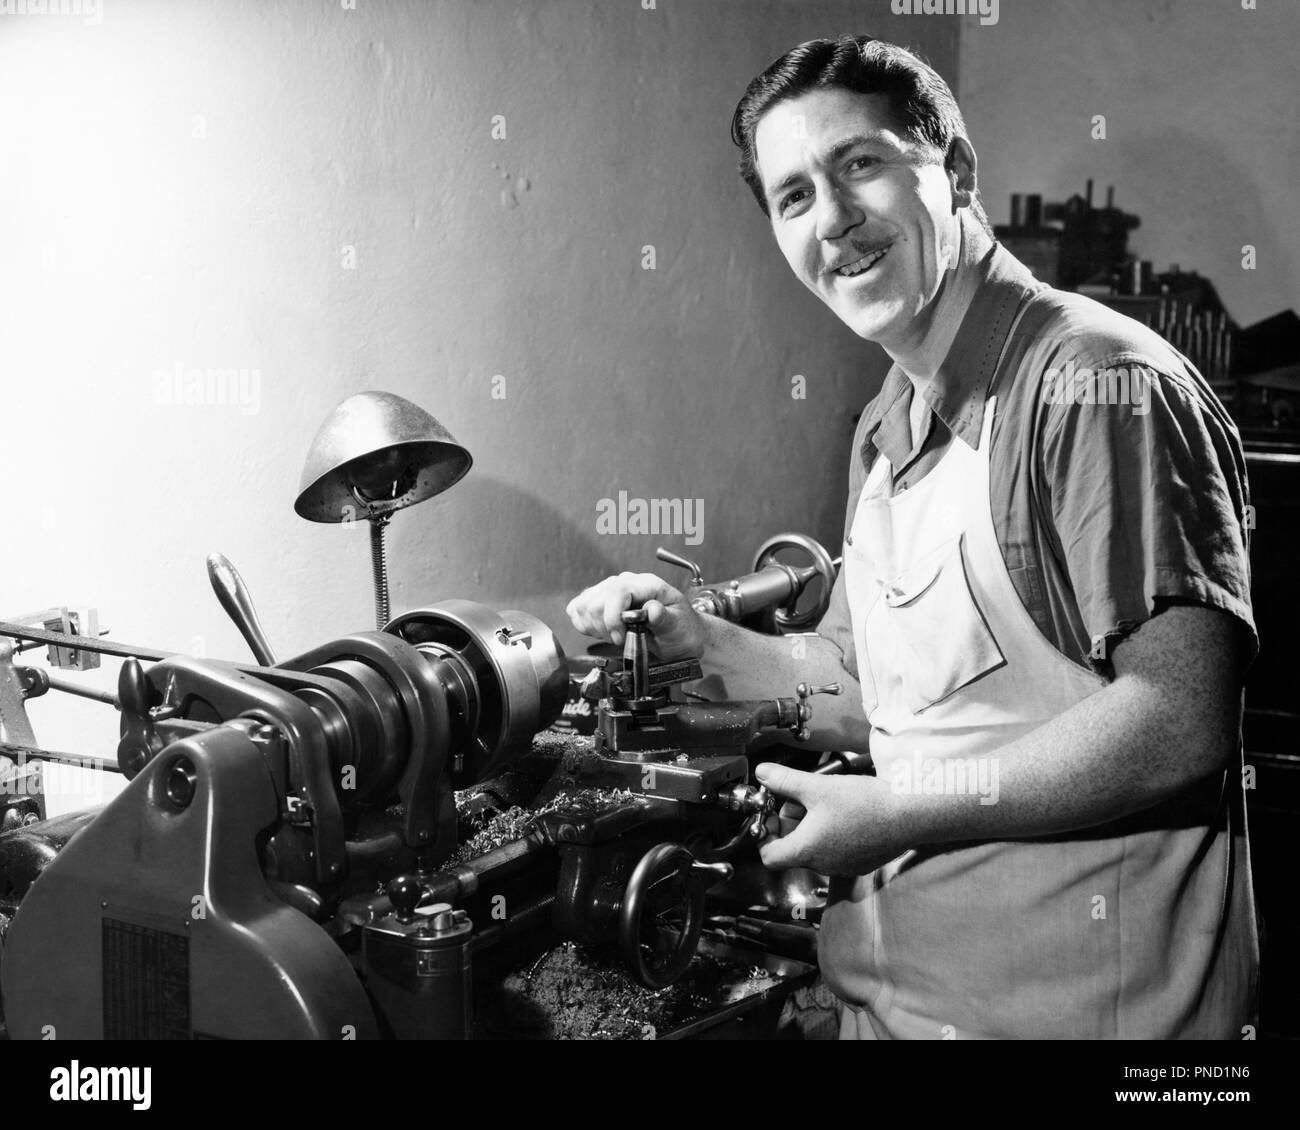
[880,533,1004,713]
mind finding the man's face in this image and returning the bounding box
[753,88,962,347]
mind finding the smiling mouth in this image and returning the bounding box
[834,244,891,278]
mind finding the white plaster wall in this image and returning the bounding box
[0,0,957,809]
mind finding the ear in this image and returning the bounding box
[945,137,978,211]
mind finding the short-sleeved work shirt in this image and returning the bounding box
[817,243,1256,678]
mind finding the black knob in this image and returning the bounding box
[387,875,422,922]
[118,657,153,716]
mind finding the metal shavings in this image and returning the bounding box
[453,783,497,811]
[543,786,640,819]
[442,787,640,868]
[442,805,540,868]
[480,941,784,1040]
[529,730,602,774]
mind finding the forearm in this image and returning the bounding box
[890,674,1237,848]
[693,616,872,753]
[563,565,871,750]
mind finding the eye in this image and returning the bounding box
[846,155,877,173]
[778,188,810,216]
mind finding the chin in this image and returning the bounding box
[836,304,902,343]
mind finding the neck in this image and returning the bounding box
[884,215,992,390]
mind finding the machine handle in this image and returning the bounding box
[752,533,839,632]
[793,680,842,740]
[207,552,278,666]
[656,533,838,631]
[655,547,704,587]
[619,843,731,989]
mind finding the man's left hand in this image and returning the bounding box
[755,762,908,875]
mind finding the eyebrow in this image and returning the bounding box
[765,131,895,206]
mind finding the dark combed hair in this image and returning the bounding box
[730,34,990,234]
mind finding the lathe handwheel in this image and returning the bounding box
[752,533,838,632]
[619,843,705,990]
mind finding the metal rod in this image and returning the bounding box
[1245,451,1300,466]
[0,742,122,774]
[0,621,172,662]
[44,671,119,707]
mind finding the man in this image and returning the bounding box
[566,35,1257,1039]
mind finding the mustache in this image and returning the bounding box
[847,237,893,256]
[824,237,894,274]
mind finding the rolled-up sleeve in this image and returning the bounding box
[816,550,859,681]
[814,411,879,681]
[1040,357,1257,668]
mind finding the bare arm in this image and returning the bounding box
[695,615,872,752]
[758,604,1243,873]
[565,568,871,752]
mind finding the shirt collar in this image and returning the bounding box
[859,242,1040,469]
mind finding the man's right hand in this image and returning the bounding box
[564,572,706,659]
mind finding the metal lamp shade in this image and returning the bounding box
[294,391,472,523]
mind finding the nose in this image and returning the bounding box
[813,181,863,243]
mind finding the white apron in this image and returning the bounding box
[824,396,1257,1039]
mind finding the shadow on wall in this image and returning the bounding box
[394,470,731,655]
[395,471,628,602]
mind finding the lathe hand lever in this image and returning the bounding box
[621,608,652,702]
[207,552,278,666]
[116,657,165,778]
[386,875,423,924]
[793,681,842,740]
[717,781,779,840]
[655,547,704,587]
[118,656,153,716]
[797,682,843,698]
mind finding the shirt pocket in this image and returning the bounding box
[877,533,1005,714]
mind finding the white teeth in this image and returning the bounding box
[837,247,888,277]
